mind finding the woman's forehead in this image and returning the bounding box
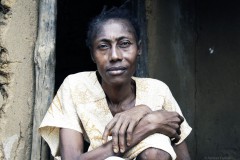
[95,19,136,40]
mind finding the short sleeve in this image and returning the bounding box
[39,76,83,158]
[163,86,192,145]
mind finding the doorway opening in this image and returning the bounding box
[55,0,131,91]
[55,0,130,152]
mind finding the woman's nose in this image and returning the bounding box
[110,47,123,61]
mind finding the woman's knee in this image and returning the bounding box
[136,148,171,160]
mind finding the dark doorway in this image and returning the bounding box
[55,0,130,153]
[55,0,130,91]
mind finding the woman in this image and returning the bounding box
[39,7,192,160]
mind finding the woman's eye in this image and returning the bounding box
[98,44,109,50]
[119,41,132,48]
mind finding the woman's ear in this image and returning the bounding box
[90,52,96,63]
[137,40,142,56]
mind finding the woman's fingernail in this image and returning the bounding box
[127,142,130,146]
[120,148,125,153]
[113,148,118,153]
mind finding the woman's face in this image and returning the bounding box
[92,19,140,86]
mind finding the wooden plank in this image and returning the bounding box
[135,0,149,77]
[131,0,149,77]
[31,0,57,159]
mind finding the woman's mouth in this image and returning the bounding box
[106,66,127,75]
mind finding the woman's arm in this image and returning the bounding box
[60,128,84,159]
[60,118,157,160]
[102,105,185,154]
[173,141,191,160]
[102,105,152,153]
[143,110,184,143]
[142,110,191,159]
[60,110,189,160]
[60,128,118,160]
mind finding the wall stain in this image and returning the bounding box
[13,122,23,160]
[0,1,12,158]
[0,0,12,119]
[0,3,10,14]
[0,46,11,118]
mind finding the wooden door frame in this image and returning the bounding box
[31,0,57,159]
[131,0,149,77]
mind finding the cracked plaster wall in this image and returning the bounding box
[0,0,38,159]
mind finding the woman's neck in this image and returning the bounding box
[101,80,136,111]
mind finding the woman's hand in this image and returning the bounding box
[144,110,184,143]
[102,105,152,154]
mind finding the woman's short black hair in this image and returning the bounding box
[86,6,141,50]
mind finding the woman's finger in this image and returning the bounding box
[111,118,123,153]
[178,114,184,124]
[177,127,181,135]
[169,123,179,130]
[171,133,180,144]
[126,120,137,146]
[118,119,130,153]
[102,118,117,143]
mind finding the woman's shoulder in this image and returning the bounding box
[64,71,97,85]
[60,71,104,103]
[133,76,169,90]
[67,71,96,80]
[133,77,172,103]
[60,71,100,92]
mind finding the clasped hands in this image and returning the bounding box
[102,105,184,154]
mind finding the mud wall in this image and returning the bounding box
[0,0,38,159]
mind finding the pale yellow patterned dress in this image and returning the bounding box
[39,71,192,160]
